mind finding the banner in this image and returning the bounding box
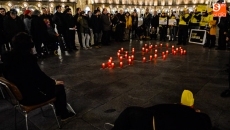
[197,5,207,12]
[159,18,167,25]
[213,3,226,17]
[168,19,177,25]
[189,29,206,45]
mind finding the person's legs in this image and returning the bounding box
[81,33,86,48]
[85,34,90,48]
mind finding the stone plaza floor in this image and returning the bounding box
[0,40,230,130]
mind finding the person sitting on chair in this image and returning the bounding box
[1,32,75,121]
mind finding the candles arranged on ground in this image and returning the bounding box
[142,47,145,52]
[119,56,123,61]
[155,49,157,53]
[125,51,128,54]
[110,57,112,61]
[166,44,169,48]
[145,44,147,47]
[108,59,112,66]
[146,48,148,53]
[163,55,166,60]
[117,52,120,57]
[160,44,163,47]
[121,48,124,52]
[143,57,146,62]
[166,50,169,55]
[155,45,157,48]
[162,52,165,55]
[172,45,174,49]
[128,58,132,65]
[131,55,134,61]
[102,63,105,69]
[176,48,179,52]
[173,51,176,55]
[132,49,135,54]
[154,54,157,59]
[118,50,121,53]
[184,50,186,55]
[150,55,153,61]
[125,54,128,59]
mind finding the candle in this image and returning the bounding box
[150,55,153,61]
[162,52,165,55]
[145,48,148,53]
[173,51,176,55]
[119,56,123,61]
[110,57,112,61]
[172,45,174,49]
[163,55,166,60]
[179,47,182,49]
[155,45,157,48]
[132,50,135,54]
[121,48,124,52]
[117,52,120,57]
[180,50,183,55]
[143,57,146,62]
[108,60,111,66]
[125,54,128,59]
[184,50,186,55]
[119,62,123,68]
[118,50,121,53]
[145,44,147,47]
[131,55,134,61]
[154,54,157,59]
[176,48,179,51]
[166,44,169,48]
[128,58,132,65]
[142,47,145,52]
[155,49,157,53]
[166,50,169,55]
[128,56,131,59]
[149,45,152,49]
[160,44,163,47]
[125,51,128,54]
[132,48,134,50]
[111,63,114,68]
[102,63,105,69]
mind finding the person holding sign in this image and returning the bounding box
[178,9,191,45]
[168,14,177,41]
[188,9,201,34]
[159,12,168,41]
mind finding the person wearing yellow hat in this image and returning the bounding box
[177,9,191,45]
[181,89,195,107]
[188,9,201,35]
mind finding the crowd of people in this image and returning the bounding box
[0,4,230,60]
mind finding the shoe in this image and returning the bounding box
[61,112,76,122]
[95,46,99,49]
[83,47,88,50]
[87,47,92,49]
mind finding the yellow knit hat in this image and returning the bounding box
[181,90,194,107]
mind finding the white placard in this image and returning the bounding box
[168,19,177,26]
[159,18,167,25]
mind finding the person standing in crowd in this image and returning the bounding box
[0,8,6,58]
[124,12,132,41]
[150,11,159,40]
[159,12,168,41]
[199,11,209,30]
[131,11,138,39]
[188,9,201,33]
[177,9,191,45]
[143,8,152,39]
[168,14,177,41]
[53,5,66,52]
[77,11,91,50]
[101,8,112,46]
[216,7,230,50]
[203,8,215,48]
[91,10,102,48]
[31,10,48,58]
[116,10,126,42]
[63,8,77,51]
[3,9,25,50]
[23,10,32,34]
[41,7,54,28]
[74,8,82,48]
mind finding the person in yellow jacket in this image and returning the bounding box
[204,8,217,48]
[200,11,209,30]
[124,12,132,40]
[178,9,191,45]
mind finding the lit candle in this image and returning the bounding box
[149,45,152,49]
[132,50,135,54]
[131,55,134,61]
[145,44,147,47]
[119,56,123,61]
[150,55,153,61]
[162,52,165,55]
[166,44,169,48]
[155,49,157,53]
[111,63,114,68]
[142,47,145,52]
[154,54,157,59]
[143,57,146,62]
[172,45,174,49]
[110,57,112,61]
[102,63,105,69]
[180,50,183,55]
[174,51,176,55]
[163,55,166,60]
[176,48,179,51]
[117,52,120,57]
[108,60,111,66]
[155,45,157,48]
[146,48,148,53]
[179,47,182,49]
[125,51,128,54]
[160,44,163,47]
[121,48,124,52]
[118,50,121,53]
[128,56,131,59]
[125,54,128,59]
[184,50,186,55]
[132,48,134,50]
[166,50,169,55]
[128,58,132,65]
[119,62,123,68]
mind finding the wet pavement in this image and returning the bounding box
[0,40,230,130]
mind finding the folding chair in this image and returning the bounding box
[0,77,61,130]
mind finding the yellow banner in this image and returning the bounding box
[197,5,207,12]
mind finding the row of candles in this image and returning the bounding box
[101,44,187,69]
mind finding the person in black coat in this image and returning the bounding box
[2,32,75,120]
[63,8,77,51]
[3,9,25,50]
[30,10,47,57]
[101,8,111,46]
[151,11,159,40]
[73,8,82,48]
[91,10,102,48]
[116,10,126,42]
